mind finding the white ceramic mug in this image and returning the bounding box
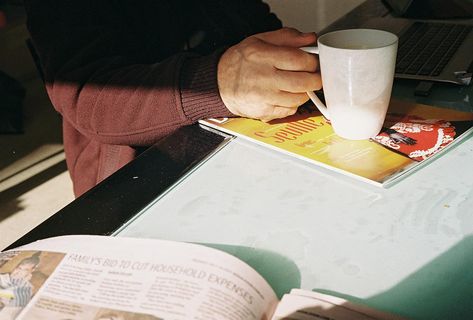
[301,29,398,140]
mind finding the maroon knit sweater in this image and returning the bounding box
[24,0,281,196]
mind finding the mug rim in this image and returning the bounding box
[318,28,398,50]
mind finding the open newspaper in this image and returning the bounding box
[200,100,473,187]
[0,235,405,320]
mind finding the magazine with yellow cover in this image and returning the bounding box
[199,100,473,187]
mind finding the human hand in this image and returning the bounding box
[217,28,322,122]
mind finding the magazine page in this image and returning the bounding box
[200,100,473,187]
[0,235,278,320]
[271,289,406,320]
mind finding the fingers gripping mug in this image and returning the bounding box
[301,29,398,140]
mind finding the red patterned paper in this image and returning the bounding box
[373,115,456,162]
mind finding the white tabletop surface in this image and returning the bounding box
[117,134,473,299]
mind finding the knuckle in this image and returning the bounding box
[307,56,319,72]
[244,35,260,46]
[290,94,306,107]
[284,75,309,93]
[297,73,321,92]
[293,94,309,107]
[298,94,310,105]
[241,41,265,61]
[287,50,318,72]
[248,103,270,120]
[247,90,264,104]
[293,77,308,91]
[276,107,293,119]
[298,53,317,72]
[312,73,322,90]
[257,105,275,121]
[287,107,298,116]
[280,27,300,36]
[261,104,274,115]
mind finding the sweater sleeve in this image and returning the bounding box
[24,0,234,147]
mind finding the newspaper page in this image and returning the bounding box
[271,289,406,320]
[0,235,278,320]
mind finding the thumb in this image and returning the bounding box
[254,27,316,47]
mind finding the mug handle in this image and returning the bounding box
[299,46,330,120]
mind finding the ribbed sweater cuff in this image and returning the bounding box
[180,49,234,121]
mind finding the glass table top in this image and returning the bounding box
[115,134,473,320]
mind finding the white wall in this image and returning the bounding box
[265,0,364,32]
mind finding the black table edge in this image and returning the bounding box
[5,125,231,251]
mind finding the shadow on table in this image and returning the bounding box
[203,243,301,300]
[205,235,473,320]
[315,235,473,320]
[0,160,67,223]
